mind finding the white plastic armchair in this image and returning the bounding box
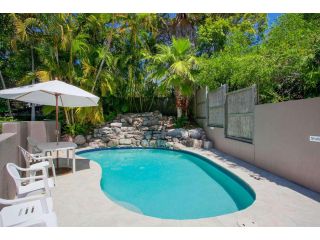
[27,136,42,154]
[6,163,54,198]
[0,194,57,227]
[19,146,56,185]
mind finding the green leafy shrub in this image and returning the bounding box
[62,123,92,137]
[0,116,16,133]
[174,116,189,128]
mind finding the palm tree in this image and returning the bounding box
[149,37,198,118]
[11,14,42,120]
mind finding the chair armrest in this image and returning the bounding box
[0,194,47,205]
[14,165,46,172]
[31,153,44,158]
[20,175,46,182]
[33,155,54,160]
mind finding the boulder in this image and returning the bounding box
[110,122,122,128]
[149,140,157,147]
[112,127,122,135]
[172,137,179,143]
[89,139,106,148]
[107,139,119,147]
[86,135,92,141]
[74,135,86,145]
[167,128,188,139]
[188,129,202,140]
[141,140,149,147]
[185,138,203,148]
[119,138,132,145]
[156,140,166,148]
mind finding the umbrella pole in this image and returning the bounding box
[55,94,59,169]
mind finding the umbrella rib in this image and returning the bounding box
[40,90,56,95]
[86,97,98,106]
[59,95,65,107]
[14,92,33,100]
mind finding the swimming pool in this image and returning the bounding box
[78,148,255,220]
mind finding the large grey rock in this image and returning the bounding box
[133,135,143,140]
[167,128,188,139]
[185,138,203,148]
[107,139,119,147]
[156,140,166,148]
[188,129,202,140]
[86,135,92,141]
[112,127,121,135]
[89,139,106,148]
[127,127,135,132]
[125,117,133,124]
[74,135,86,145]
[149,140,157,147]
[110,122,122,128]
[141,140,149,147]
[119,138,132,145]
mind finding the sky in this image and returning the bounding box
[268,13,282,27]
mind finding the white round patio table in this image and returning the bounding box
[37,142,77,174]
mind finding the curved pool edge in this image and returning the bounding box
[76,146,256,219]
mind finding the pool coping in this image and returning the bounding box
[52,145,320,226]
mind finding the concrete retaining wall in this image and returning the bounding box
[254,97,320,193]
[0,133,19,199]
[0,121,56,199]
[197,97,320,193]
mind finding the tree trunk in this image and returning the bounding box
[0,70,13,117]
[177,107,182,118]
[91,32,113,93]
[175,88,183,118]
[175,88,189,118]
[31,45,36,121]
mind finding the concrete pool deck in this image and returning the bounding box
[52,145,320,227]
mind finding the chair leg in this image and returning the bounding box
[50,160,57,186]
[72,149,76,173]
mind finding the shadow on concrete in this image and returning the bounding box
[200,148,320,203]
[54,157,91,173]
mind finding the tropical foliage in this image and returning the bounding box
[0,13,319,126]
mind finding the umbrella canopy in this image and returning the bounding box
[0,80,100,142]
[0,80,99,107]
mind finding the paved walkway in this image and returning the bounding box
[52,146,320,226]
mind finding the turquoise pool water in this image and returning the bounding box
[78,148,255,220]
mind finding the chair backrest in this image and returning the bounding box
[6,163,22,188]
[18,146,35,167]
[27,137,40,153]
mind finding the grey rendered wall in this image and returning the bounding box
[254,97,320,193]
[198,97,320,193]
[0,121,57,199]
[0,133,19,199]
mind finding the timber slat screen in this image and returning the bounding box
[196,88,207,119]
[225,85,257,143]
[207,84,227,128]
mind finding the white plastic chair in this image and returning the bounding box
[6,163,55,198]
[0,195,57,227]
[27,136,42,154]
[18,146,56,185]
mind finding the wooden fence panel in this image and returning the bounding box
[225,85,257,142]
[196,88,207,119]
[207,85,227,127]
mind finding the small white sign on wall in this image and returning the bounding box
[309,136,320,142]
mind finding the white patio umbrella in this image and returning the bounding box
[0,80,100,142]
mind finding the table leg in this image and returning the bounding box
[56,150,59,168]
[72,149,76,173]
[67,149,70,166]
